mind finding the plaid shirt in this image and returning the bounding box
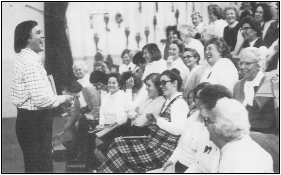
[11,48,56,110]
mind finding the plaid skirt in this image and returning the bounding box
[98,125,180,173]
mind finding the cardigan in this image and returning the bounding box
[233,75,277,134]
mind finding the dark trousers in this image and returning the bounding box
[16,108,54,173]
[175,161,188,173]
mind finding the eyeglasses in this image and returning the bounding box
[237,61,258,67]
[203,117,214,125]
[160,80,172,86]
[182,55,194,59]
[239,27,252,32]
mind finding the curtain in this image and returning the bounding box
[44,2,75,95]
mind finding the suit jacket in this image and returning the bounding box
[242,37,265,48]
[263,20,279,48]
[233,75,277,134]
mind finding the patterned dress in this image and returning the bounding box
[98,96,183,173]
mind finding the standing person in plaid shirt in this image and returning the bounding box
[11,20,73,173]
[98,69,189,173]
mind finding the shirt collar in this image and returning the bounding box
[245,71,265,87]
[249,38,259,47]
[22,48,42,63]
[166,92,182,103]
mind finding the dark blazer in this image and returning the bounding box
[242,37,265,48]
[263,20,279,48]
[233,75,277,134]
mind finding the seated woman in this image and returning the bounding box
[162,82,210,173]
[178,24,205,65]
[223,5,240,52]
[191,11,205,40]
[167,39,190,82]
[132,51,146,79]
[119,49,137,74]
[142,43,167,80]
[119,71,148,112]
[126,73,166,136]
[94,73,129,161]
[98,69,189,173]
[161,25,181,61]
[200,37,238,92]
[182,48,206,104]
[207,4,228,38]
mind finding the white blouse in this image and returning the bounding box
[200,58,238,92]
[167,57,190,82]
[142,58,167,80]
[157,92,189,135]
[119,62,137,75]
[99,90,128,125]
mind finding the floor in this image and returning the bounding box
[2,116,68,173]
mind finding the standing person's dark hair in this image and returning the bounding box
[11,21,73,173]
[14,20,38,53]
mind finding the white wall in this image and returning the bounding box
[2,2,44,118]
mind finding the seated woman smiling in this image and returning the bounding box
[98,69,189,173]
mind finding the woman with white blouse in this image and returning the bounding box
[200,38,238,92]
[167,39,190,82]
[182,48,206,104]
[142,43,167,80]
[207,4,228,38]
[94,72,128,161]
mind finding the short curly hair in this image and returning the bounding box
[121,49,131,58]
[208,4,224,20]
[254,3,273,22]
[178,24,197,38]
[239,15,262,37]
[165,25,181,41]
[205,37,231,58]
[224,5,239,21]
[212,98,250,142]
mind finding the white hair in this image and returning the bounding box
[240,46,269,72]
[212,98,250,142]
[178,24,197,38]
[72,60,88,74]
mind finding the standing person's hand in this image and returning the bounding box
[52,95,74,108]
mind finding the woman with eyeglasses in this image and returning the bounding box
[98,69,189,173]
[182,48,206,105]
[200,38,238,93]
[167,39,190,82]
[162,82,210,173]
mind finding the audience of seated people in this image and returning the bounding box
[55,2,279,173]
